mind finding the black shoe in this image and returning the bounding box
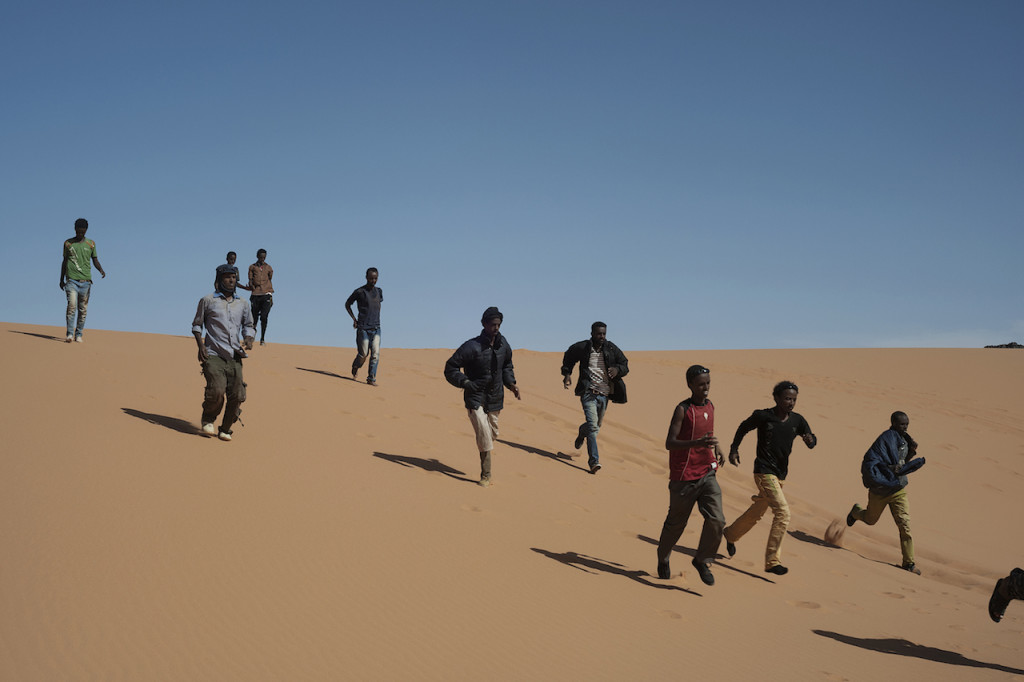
[766,565,789,576]
[574,433,585,450]
[726,540,736,558]
[846,504,858,527]
[589,463,602,474]
[692,559,715,586]
[990,578,1010,623]
[657,560,671,580]
[902,563,921,575]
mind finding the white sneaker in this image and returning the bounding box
[201,423,216,436]
[66,335,73,343]
[74,337,84,343]
[218,431,232,442]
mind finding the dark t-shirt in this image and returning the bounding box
[731,408,815,480]
[346,286,383,329]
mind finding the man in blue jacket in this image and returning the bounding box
[847,411,926,574]
[444,307,520,487]
[561,322,629,474]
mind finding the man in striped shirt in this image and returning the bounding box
[655,365,725,586]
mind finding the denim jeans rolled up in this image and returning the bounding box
[65,279,91,338]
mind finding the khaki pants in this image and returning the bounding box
[467,407,500,478]
[724,474,790,570]
[851,488,914,566]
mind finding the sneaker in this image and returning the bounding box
[902,563,921,575]
[574,433,585,450]
[478,476,491,488]
[66,334,73,343]
[367,377,377,386]
[590,463,602,474]
[201,423,216,436]
[657,559,671,580]
[692,558,715,586]
[352,368,358,379]
[989,578,1010,623]
[766,565,789,576]
[726,540,737,558]
[847,504,859,527]
[218,431,232,442]
[74,336,84,343]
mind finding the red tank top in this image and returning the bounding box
[669,399,716,481]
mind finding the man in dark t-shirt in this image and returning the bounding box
[345,267,383,386]
[655,365,725,586]
[722,380,817,576]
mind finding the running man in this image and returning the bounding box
[444,307,520,487]
[847,411,926,575]
[59,218,106,343]
[345,267,383,386]
[246,248,274,346]
[655,365,726,586]
[723,381,817,575]
[560,322,629,474]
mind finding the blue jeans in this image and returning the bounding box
[578,392,609,468]
[65,279,91,338]
[353,327,381,381]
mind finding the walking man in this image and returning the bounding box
[846,411,926,574]
[59,218,106,343]
[345,267,383,386]
[722,381,817,575]
[246,248,274,346]
[444,307,520,487]
[560,322,629,474]
[193,265,255,441]
[656,365,726,586]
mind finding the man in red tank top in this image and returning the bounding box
[655,365,726,586]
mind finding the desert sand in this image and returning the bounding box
[2,321,1022,680]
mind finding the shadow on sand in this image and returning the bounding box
[812,630,1024,675]
[122,408,199,436]
[788,529,836,549]
[635,534,775,583]
[496,439,589,473]
[372,452,476,484]
[296,367,348,380]
[9,330,62,342]
[531,548,700,595]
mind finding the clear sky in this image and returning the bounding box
[4,1,1022,351]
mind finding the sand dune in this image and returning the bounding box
[2,321,1022,680]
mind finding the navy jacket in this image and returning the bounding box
[444,333,516,412]
[861,428,925,495]
[560,339,629,404]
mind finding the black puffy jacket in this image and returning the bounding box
[444,333,517,412]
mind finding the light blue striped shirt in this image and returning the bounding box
[192,292,255,361]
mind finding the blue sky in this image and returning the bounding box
[3,1,1021,350]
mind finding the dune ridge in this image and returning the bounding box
[2,322,1022,680]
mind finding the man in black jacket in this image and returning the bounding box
[444,307,521,487]
[561,322,629,474]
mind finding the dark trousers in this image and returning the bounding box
[202,354,245,432]
[1009,568,1024,599]
[250,295,273,335]
[657,472,726,565]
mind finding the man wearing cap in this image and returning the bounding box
[444,307,521,487]
[192,265,255,441]
[560,321,629,474]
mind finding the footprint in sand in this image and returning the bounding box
[659,610,683,620]
[460,504,484,513]
[948,624,966,631]
[882,592,905,599]
[788,600,821,609]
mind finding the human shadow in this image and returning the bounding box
[635,534,774,583]
[812,630,1024,675]
[9,330,62,342]
[531,548,700,595]
[788,529,835,549]
[296,367,348,381]
[496,439,589,473]
[372,452,476,484]
[122,408,199,436]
